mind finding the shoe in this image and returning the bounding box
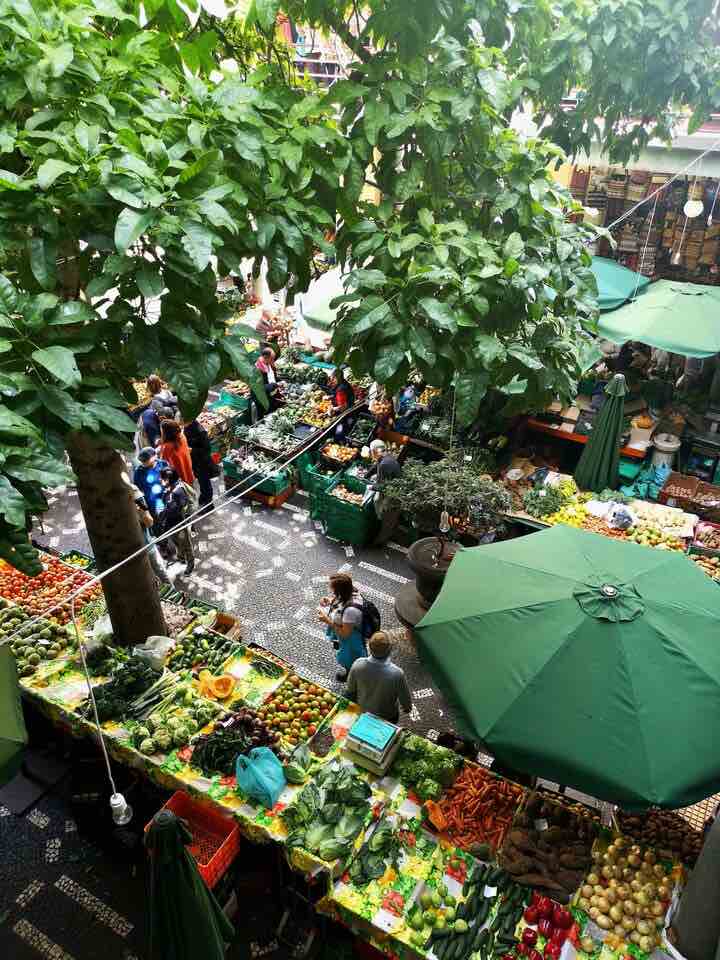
[335,670,347,682]
[184,559,195,575]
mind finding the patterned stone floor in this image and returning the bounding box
[35,477,457,739]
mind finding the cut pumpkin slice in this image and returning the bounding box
[211,674,235,699]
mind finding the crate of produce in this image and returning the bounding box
[692,520,720,556]
[309,476,377,546]
[147,791,240,888]
[212,611,242,640]
[319,442,358,470]
[658,472,699,509]
[60,549,95,572]
[345,414,377,448]
[222,456,291,496]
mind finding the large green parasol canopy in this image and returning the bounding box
[416,525,720,808]
[591,257,650,311]
[574,373,628,492]
[0,646,27,787]
[598,279,720,357]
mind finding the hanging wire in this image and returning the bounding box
[707,179,720,227]
[671,173,699,266]
[632,191,659,299]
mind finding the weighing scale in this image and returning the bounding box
[681,431,720,485]
[344,713,404,776]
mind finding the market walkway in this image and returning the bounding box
[35,481,453,739]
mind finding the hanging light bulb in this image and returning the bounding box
[683,199,704,218]
[671,248,683,266]
[439,510,450,534]
[110,792,133,826]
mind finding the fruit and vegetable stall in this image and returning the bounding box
[0,554,701,960]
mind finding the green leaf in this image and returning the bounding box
[279,140,302,173]
[114,208,156,253]
[474,334,506,366]
[256,0,281,30]
[346,299,391,335]
[418,208,435,232]
[363,100,390,145]
[31,345,81,387]
[106,175,147,208]
[42,42,74,77]
[0,406,40,438]
[603,22,617,45]
[255,215,277,251]
[374,344,406,384]
[0,338,12,353]
[408,326,436,365]
[37,159,77,190]
[348,269,386,290]
[577,47,593,73]
[234,130,264,166]
[0,477,26,527]
[418,297,457,332]
[181,221,214,271]
[557,239,575,262]
[503,232,524,259]
[479,264,503,279]
[499,376,528,395]
[454,373,488,426]
[221,336,268,408]
[86,274,116,298]
[267,246,289,291]
[49,301,96,325]
[74,121,100,155]
[136,266,164,299]
[85,403,136,433]
[29,236,57,291]
[0,276,18,313]
[178,149,219,184]
[509,345,544,371]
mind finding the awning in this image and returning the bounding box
[598,279,720,358]
[591,257,650,311]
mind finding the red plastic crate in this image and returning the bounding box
[148,791,240,888]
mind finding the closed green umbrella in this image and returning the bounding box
[417,525,720,808]
[591,257,650,311]
[574,373,627,492]
[598,279,720,357]
[146,810,234,960]
[0,646,27,787]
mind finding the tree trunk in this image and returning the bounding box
[66,432,166,646]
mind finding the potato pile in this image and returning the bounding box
[617,810,703,866]
[576,837,673,953]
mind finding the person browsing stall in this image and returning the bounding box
[255,347,282,409]
[346,632,411,724]
[159,419,195,485]
[317,573,368,682]
[367,439,402,545]
[133,448,168,521]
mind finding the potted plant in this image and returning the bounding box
[383,452,511,617]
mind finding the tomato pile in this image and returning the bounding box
[257,675,337,746]
[0,555,102,624]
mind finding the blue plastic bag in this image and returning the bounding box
[235,747,286,809]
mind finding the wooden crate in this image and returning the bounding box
[243,484,297,509]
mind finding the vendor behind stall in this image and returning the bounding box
[367,439,402,545]
[328,366,355,439]
[255,347,282,410]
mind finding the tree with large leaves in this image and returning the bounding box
[0,0,345,642]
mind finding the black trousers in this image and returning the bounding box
[196,470,214,507]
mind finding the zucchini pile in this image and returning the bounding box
[427,864,529,960]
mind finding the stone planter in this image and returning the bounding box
[394,536,459,628]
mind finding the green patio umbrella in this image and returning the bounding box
[598,279,720,357]
[146,810,234,960]
[574,373,627,492]
[416,525,720,808]
[591,257,650,311]
[0,645,27,787]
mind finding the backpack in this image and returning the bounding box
[350,597,381,640]
[179,480,199,517]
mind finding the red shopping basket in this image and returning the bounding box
[146,791,240,888]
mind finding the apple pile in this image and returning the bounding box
[509,895,573,960]
[257,674,336,747]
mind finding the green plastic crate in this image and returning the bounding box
[300,461,340,494]
[309,475,377,545]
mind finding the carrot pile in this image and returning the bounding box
[438,764,524,852]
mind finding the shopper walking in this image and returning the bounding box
[317,573,369,681]
[159,467,197,575]
[184,418,217,511]
[147,375,178,415]
[159,419,194,485]
[345,632,411,723]
[130,484,172,584]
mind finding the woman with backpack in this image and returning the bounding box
[317,572,379,682]
[159,467,197,575]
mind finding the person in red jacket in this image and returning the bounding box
[159,420,194,485]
